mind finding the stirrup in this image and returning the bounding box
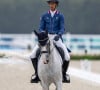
[30,74,40,83]
[63,74,70,83]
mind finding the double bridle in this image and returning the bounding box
[39,39,51,64]
[40,40,50,55]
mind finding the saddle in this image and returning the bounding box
[36,48,65,62]
[54,44,65,61]
[36,45,70,61]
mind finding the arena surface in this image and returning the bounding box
[0,57,100,90]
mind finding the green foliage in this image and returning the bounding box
[71,55,100,60]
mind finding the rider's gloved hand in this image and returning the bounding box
[54,34,61,41]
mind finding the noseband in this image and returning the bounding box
[39,40,50,64]
[41,51,48,54]
[40,40,50,54]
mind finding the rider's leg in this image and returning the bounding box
[31,58,40,83]
[30,45,40,83]
[62,60,70,83]
[54,39,70,83]
[54,38,70,61]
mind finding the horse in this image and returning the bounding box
[34,30,63,90]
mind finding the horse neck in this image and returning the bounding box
[49,39,54,52]
[49,39,62,65]
[49,40,57,59]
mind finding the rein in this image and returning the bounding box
[39,40,54,64]
[41,51,48,54]
[38,37,49,42]
[39,40,51,54]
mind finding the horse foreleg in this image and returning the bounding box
[42,85,49,90]
[55,81,62,90]
[41,81,49,90]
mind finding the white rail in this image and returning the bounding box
[0,33,100,55]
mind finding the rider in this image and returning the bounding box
[30,0,70,83]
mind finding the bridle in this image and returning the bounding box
[39,39,51,64]
[39,40,50,55]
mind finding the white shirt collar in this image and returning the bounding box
[50,10,57,17]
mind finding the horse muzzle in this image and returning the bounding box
[43,59,49,64]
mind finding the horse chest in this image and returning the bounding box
[38,58,62,80]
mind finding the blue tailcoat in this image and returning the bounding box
[39,10,65,35]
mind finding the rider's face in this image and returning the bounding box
[48,2,57,11]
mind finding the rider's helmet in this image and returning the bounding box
[47,0,59,5]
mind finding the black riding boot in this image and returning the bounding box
[30,58,40,83]
[62,60,70,83]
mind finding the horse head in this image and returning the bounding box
[34,30,50,64]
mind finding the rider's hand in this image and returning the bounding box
[54,35,60,41]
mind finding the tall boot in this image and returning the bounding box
[62,60,70,83]
[30,58,40,83]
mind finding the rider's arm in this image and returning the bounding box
[58,14,65,35]
[39,14,45,32]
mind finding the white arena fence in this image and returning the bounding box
[0,33,100,55]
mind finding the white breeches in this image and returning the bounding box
[53,38,70,61]
[30,44,39,59]
[30,34,70,61]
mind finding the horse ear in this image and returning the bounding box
[34,30,39,36]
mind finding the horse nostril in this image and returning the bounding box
[46,60,49,63]
[43,60,49,64]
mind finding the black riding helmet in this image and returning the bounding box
[47,0,59,5]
